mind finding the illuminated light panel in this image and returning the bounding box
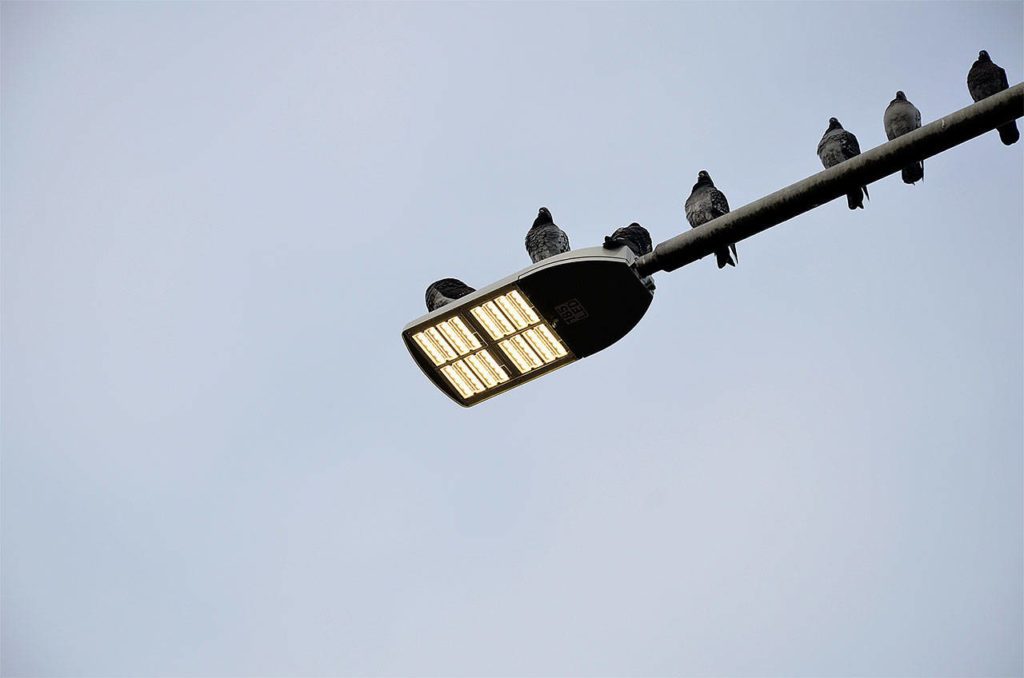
[412,331,446,366]
[448,317,481,351]
[440,365,475,399]
[437,320,472,356]
[424,327,458,362]
[484,301,516,335]
[535,324,568,358]
[409,287,577,402]
[522,328,557,364]
[470,306,502,340]
[510,334,544,369]
[452,359,485,394]
[464,352,499,388]
[498,339,533,374]
[508,290,540,324]
[495,295,530,330]
[477,349,510,383]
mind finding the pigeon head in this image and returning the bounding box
[895,91,907,100]
[696,170,713,185]
[827,117,843,130]
[533,207,553,227]
[978,50,991,62]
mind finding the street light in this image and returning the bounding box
[402,246,654,406]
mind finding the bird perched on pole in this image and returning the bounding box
[525,207,570,263]
[883,91,924,184]
[817,117,869,209]
[425,278,475,312]
[967,50,1019,145]
[684,170,737,268]
[603,222,656,291]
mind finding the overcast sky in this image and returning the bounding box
[3,2,1022,676]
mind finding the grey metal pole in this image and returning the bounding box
[635,82,1024,277]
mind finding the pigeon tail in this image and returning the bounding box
[846,187,867,210]
[998,121,1020,145]
[901,162,924,185]
[715,246,736,268]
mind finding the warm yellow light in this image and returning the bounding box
[470,306,502,340]
[536,324,568,358]
[441,365,475,399]
[499,339,533,374]
[437,320,471,356]
[448,316,481,350]
[465,352,499,388]
[452,359,485,394]
[507,290,540,324]
[522,328,556,364]
[484,301,516,335]
[510,334,544,369]
[496,295,529,330]
[425,327,457,362]
[477,349,509,383]
[413,332,446,366]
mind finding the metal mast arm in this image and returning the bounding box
[635,83,1024,277]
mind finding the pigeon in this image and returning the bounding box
[684,170,737,268]
[525,207,570,263]
[817,117,869,209]
[603,222,656,290]
[967,50,1019,145]
[425,278,475,312]
[883,91,924,184]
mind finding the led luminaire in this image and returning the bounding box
[484,301,516,335]
[437,320,471,356]
[536,324,568,358]
[477,349,510,383]
[507,290,540,324]
[510,334,544,369]
[523,328,556,364]
[498,339,533,374]
[448,317,481,350]
[464,353,498,388]
[425,327,458,362]
[452,359,485,393]
[495,295,529,330]
[441,365,475,398]
[413,332,446,366]
[470,306,503,340]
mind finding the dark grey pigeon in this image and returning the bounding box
[817,117,869,209]
[603,222,656,291]
[967,50,1019,145]
[883,91,924,184]
[684,171,737,268]
[425,278,475,312]
[525,207,570,263]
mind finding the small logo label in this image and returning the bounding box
[555,299,589,324]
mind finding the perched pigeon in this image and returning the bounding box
[967,50,1019,145]
[603,222,656,290]
[883,91,924,184]
[525,207,570,263]
[684,170,737,268]
[425,278,475,312]
[817,117,869,209]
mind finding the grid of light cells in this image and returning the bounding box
[469,290,569,375]
[411,316,510,399]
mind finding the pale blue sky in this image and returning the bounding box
[3,2,1022,676]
